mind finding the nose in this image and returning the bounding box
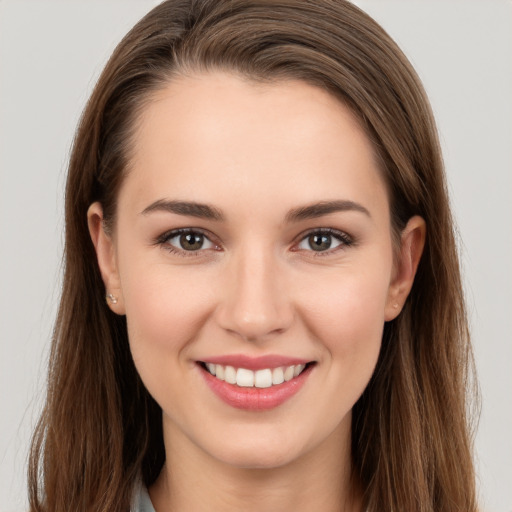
[215,245,294,343]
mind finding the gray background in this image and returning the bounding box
[1,1,511,511]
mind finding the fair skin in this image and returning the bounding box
[88,72,425,512]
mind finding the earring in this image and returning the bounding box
[105,293,118,305]
[393,302,399,309]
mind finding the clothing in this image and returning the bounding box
[131,483,157,512]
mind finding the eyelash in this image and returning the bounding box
[155,228,219,257]
[294,228,354,256]
[154,227,354,257]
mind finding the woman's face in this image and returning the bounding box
[91,72,415,469]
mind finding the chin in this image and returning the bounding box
[200,424,316,470]
[215,443,301,470]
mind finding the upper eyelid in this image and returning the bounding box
[294,227,352,243]
[155,228,220,257]
[155,226,352,250]
[156,227,216,244]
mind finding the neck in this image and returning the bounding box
[149,417,363,512]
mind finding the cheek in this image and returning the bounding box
[118,261,220,421]
[119,257,214,367]
[297,262,391,366]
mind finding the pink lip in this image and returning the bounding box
[200,354,311,371]
[198,363,313,411]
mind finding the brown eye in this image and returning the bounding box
[179,232,204,251]
[296,229,352,253]
[163,230,216,252]
[308,233,332,251]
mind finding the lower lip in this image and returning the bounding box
[199,364,313,411]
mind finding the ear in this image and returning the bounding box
[384,215,426,321]
[87,202,126,315]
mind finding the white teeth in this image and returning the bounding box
[224,365,237,384]
[236,368,254,387]
[204,362,308,387]
[254,369,272,388]
[284,365,295,381]
[294,364,305,377]
[272,367,284,385]
[215,364,225,380]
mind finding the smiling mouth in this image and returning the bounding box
[199,362,313,389]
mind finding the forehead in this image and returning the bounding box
[122,71,388,219]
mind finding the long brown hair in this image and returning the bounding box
[29,1,478,510]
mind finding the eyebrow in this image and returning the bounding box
[285,200,371,222]
[141,199,224,221]
[140,198,370,222]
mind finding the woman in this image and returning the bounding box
[28,1,478,511]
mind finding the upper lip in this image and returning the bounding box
[199,354,313,371]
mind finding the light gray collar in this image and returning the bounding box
[131,481,157,512]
